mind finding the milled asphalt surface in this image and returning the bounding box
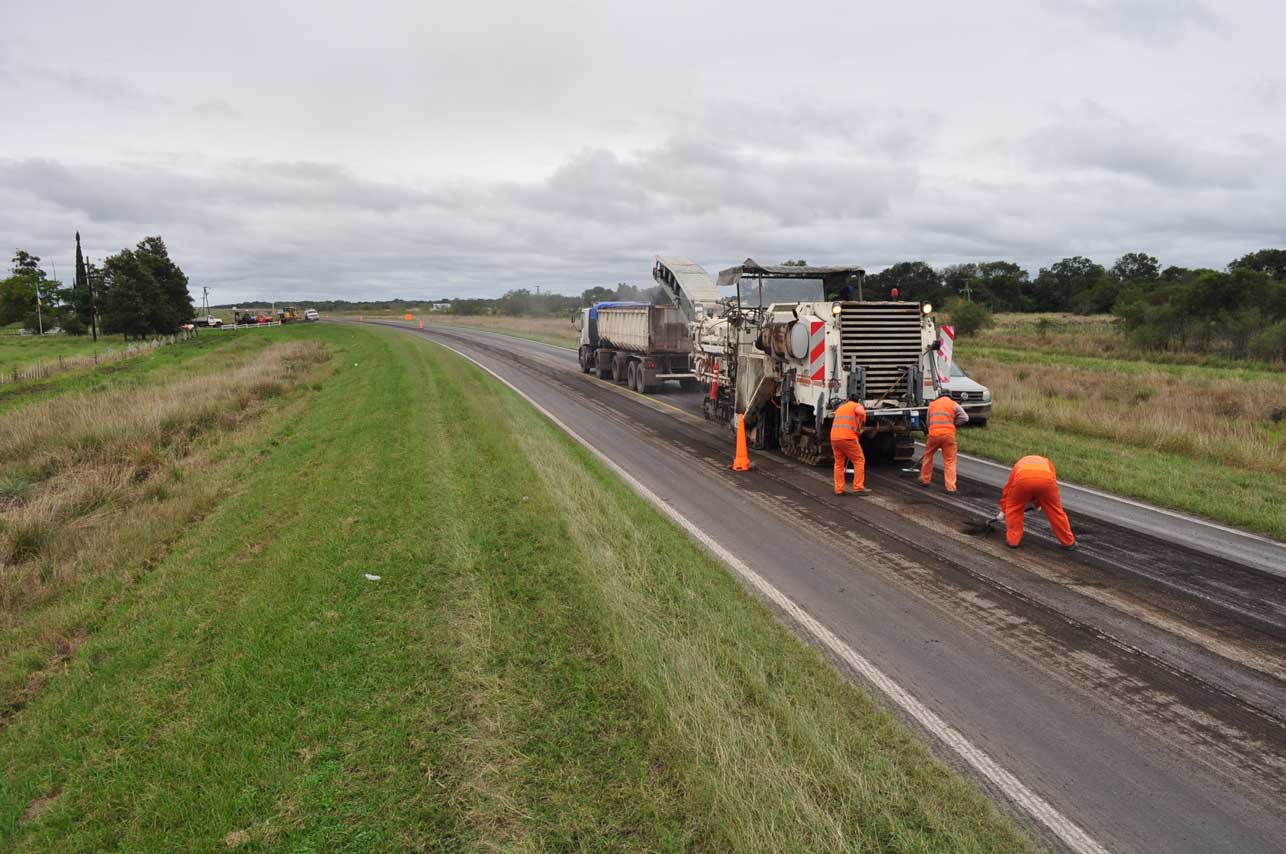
[376,321,1286,854]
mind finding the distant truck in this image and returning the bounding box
[575,302,698,393]
[192,316,224,328]
[303,308,320,322]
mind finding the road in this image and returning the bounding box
[376,321,1286,853]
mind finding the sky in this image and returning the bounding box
[2,0,1284,302]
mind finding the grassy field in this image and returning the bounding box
[0,332,135,375]
[0,327,293,416]
[0,322,1029,852]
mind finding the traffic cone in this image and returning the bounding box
[419,320,424,330]
[731,414,752,471]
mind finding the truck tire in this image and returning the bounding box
[613,355,628,383]
[595,356,610,380]
[626,360,637,390]
[636,366,649,395]
[578,347,594,373]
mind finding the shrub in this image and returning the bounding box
[949,300,994,336]
[1249,319,1286,363]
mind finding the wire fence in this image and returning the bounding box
[0,329,197,386]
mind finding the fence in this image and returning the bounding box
[1,330,197,386]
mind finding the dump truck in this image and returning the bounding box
[575,301,698,393]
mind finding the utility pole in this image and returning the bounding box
[202,286,210,319]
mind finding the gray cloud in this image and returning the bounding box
[1025,103,1276,190]
[1046,0,1221,43]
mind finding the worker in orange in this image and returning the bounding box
[998,455,1076,549]
[920,392,969,492]
[831,392,868,495]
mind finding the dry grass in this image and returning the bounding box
[969,356,1286,475]
[0,341,329,617]
[969,313,1126,359]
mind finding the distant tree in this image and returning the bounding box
[867,261,944,302]
[135,236,191,333]
[1110,252,1160,283]
[72,232,94,334]
[0,250,66,331]
[580,286,615,305]
[1230,248,1286,280]
[99,249,159,339]
[1032,256,1110,313]
[781,259,808,266]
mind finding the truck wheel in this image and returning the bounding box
[613,356,628,383]
[636,367,649,395]
[626,361,637,390]
[578,347,594,373]
[595,358,610,380]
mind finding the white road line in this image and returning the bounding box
[427,334,1110,854]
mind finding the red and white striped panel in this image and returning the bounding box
[808,321,826,382]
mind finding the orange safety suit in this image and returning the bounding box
[920,395,968,492]
[1000,455,1076,548]
[830,400,867,494]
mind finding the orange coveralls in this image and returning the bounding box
[831,401,867,494]
[920,395,967,492]
[1000,455,1076,548]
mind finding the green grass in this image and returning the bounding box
[965,345,1286,383]
[1,323,1029,852]
[0,328,288,415]
[0,332,135,374]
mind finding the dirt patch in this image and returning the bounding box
[22,785,62,824]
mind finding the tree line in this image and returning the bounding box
[867,249,1286,360]
[0,235,194,339]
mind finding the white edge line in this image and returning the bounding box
[427,334,1110,854]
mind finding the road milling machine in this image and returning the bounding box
[651,256,944,465]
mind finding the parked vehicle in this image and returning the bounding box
[942,362,991,426]
[192,316,224,328]
[303,308,320,322]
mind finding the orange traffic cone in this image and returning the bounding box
[419,320,424,330]
[731,414,752,471]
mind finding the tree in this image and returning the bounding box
[98,249,159,339]
[1032,256,1110,313]
[135,236,191,333]
[73,231,95,336]
[580,286,615,305]
[0,250,65,331]
[866,261,944,303]
[1229,248,1286,280]
[1110,252,1160,283]
[781,259,808,266]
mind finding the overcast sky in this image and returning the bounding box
[2,0,1284,301]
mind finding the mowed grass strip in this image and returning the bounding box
[1,323,1029,852]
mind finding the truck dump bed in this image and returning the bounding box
[597,305,690,353]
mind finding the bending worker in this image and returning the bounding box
[920,392,969,492]
[999,455,1076,549]
[831,392,868,495]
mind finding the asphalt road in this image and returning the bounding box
[377,321,1286,853]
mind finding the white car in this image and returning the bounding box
[303,308,320,322]
[942,362,991,426]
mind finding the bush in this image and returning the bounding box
[1249,319,1286,363]
[948,300,993,336]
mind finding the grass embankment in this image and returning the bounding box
[1,323,1029,852]
[953,315,1286,539]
